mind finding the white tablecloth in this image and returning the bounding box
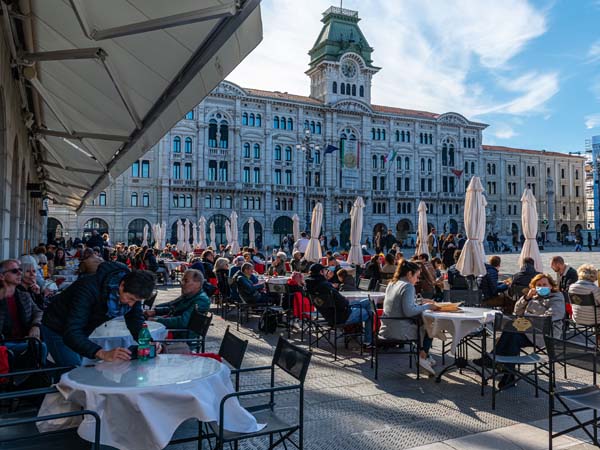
[423,307,497,354]
[56,354,264,450]
[89,318,167,350]
[162,260,188,272]
[341,291,385,304]
[261,276,291,285]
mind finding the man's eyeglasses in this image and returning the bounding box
[1,268,22,275]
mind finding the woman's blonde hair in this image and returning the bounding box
[529,273,559,292]
[577,264,598,283]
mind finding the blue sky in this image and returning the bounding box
[228,0,600,153]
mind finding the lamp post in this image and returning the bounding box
[296,128,320,232]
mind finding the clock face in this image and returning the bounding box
[341,61,356,79]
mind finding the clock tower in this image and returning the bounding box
[306,6,380,105]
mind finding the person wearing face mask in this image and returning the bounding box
[475,273,565,388]
[379,260,441,376]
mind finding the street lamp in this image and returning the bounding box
[296,128,320,232]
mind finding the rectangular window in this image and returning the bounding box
[449,178,455,193]
[274,170,282,185]
[561,185,565,197]
[307,171,312,187]
[405,178,410,191]
[373,176,378,190]
[315,172,321,187]
[208,161,217,181]
[141,160,150,178]
[142,194,149,207]
[131,161,140,177]
[380,176,385,191]
[428,179,432,192]
[253,168,260,183]
[285,170,292,185]
[172,162,181,179]
[243,167,250,183]
[576,186,580,197]
[172,195,178,208]
[219,161,228,181]
[442,176,448,193]
[421,178,425,191]
[184,163,192,180]
[397,177,402,191]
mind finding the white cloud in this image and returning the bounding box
[589,40,600,63]
[493,124,517,139]
[585,113,600,129]
[228,0,556,119]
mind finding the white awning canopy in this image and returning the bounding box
[5,0,262,210]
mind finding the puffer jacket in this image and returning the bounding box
[155,289,210,329]
[514,291,565,322]
[42,262,144,359]
[568,280,600,326]
[0,289,42,339]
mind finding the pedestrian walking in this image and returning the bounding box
[588,233,593,251]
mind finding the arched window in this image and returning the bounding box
[463,137,467,148]
[99,191,107,206]
[184,163,192,180]
[249,113,255,127]
[531,166,535,177]
[341,83,346,95]
[242,112,248,126]
[208,120,217,147]
[173,136,181,153]
[382,129,386,140]
[142,192,149,207]
[332,81,337,93]
[256,197,261,209]
[184,137,192,153]
[465,161,469,173]
[310,121,315,134]
[253,167,260,183]
[249,197,255,210]
[185,194,192,208]
[352,84,356,96]
[178,194,184,208]
[243,142,250,158]
[281,117,286,130]
[274,145,282,161]
[242,197,248,209]
[428,158,432,172]
[346,83,351,95]
[371,128,376,140]
[347,201,353,212]
[372,155,378,169]
[304,120,309,130]
[449,144,455,166]
[275,198,280,210]
[219,121,229,148]
[225,196,232,208]
[406,131,410,142]
[128,219,150,245]
[172,195,179,208]
[380,155,386,168]
[314,150,321,165]
[285,146,292,161]
[316,122,322,134]
[256,114,262,127]
[359,85,364,97]
[471,162,475,174]
[172,162,181,179]
[420,158,425,172]
[493,164,497,175]
[205,195,211,208]
[253,143,260,159]
[287,118,293,130]
[274,116,279,129]
[405,157,410,170]
[215,195,222,209]
[395,130,400,142]
[130,192,138,207]
[442,144,448,166]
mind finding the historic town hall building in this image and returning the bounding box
[49,7,586,249]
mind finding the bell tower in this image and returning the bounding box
[306,6,380,105]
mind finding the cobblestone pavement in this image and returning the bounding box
[157,252,600,450]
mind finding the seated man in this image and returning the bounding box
[551,256,578,301]
[145,269,210,330]
[42,262,156,366]
[511,257,540,297]
[232,262,272,305]
[268,252,287,276]
[478,256,511,312]
[447,250,469,290]
[0,259,47,364]
[290,251,309,273]
[305,263,372,345]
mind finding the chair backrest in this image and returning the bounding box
[494,314,551,342]
[144,290,158,309]
[569,292,596,307]
[306,290,333,310]
[188,310,213,337]
[272,336,312,383]
[358,278,371,291]
[267,283,288,295]
[510,284,530,299]
[376,282,388,293]
[218,326,248,370]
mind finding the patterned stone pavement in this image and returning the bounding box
[162,251,600,450]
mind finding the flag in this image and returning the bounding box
[384,149,397,163]
[450,169,464,178]
[324,144,339,154]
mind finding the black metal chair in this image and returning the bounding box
[154,310,213,353]
[0,366,101,450]
[218,326,249,392]
[369,297,421,380]
[358,278,371,291]
[489,314,552,409]
[207,337,312,450]
[306,291,364,360]
[233,278,272,331]
[266,282,292,338]
[544,335,600,449]
[565,292,598,349]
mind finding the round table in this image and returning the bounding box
[55,354,264,450]
[259,275,291,285]
[161,260,189,272]
[341,291,385,305]
[422,307,497,354]
[89,318,167,351]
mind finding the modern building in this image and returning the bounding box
[49,6,587,249]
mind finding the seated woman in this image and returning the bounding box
[378,260,440,376]
[337,268,357,291]
[568,264,600,327]
[380,253,397,280]
[480,273,565,388]
[363,255,382,291]
[268,252,287,276]
[18,257,47,310]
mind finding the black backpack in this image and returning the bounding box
[258,308,279,334]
